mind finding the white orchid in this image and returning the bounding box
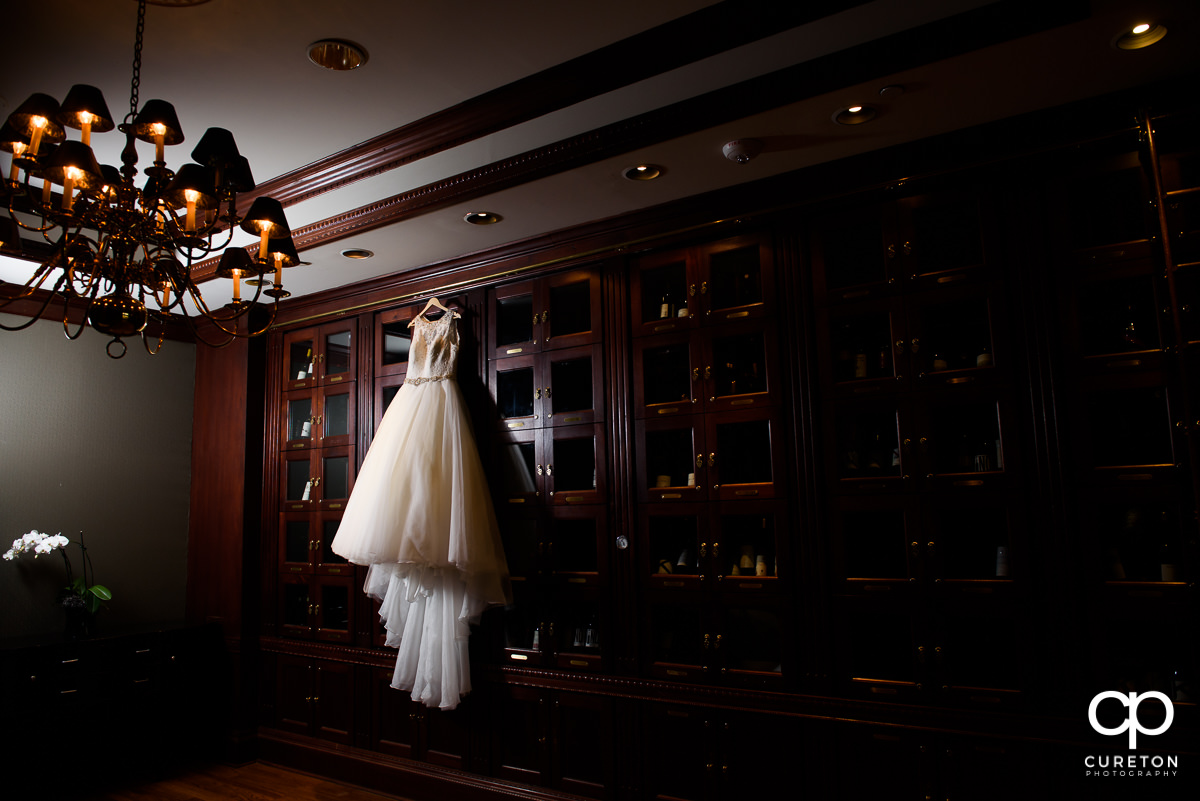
[3,530,112,612]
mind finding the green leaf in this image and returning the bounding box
[88,585,113,602]
[70,577,87,594]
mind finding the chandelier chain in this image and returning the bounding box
[129,0,147,121]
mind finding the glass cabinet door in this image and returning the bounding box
[636,416,708,503]
[373,373,405,442]
[317,445,355,512]
[921,396,1005,483]
[320,324,355,385]
[907,291,998,380]
[702,321,779,412]
[834,602,923,698]
[283,329,318,391]
[707,409,784,501]
[641,505,706,588]
[544,269,602,349]
[313,577,354,643]
[315,513,351,577]
[318,383,355,449]
[548,506,606,586]
[810,205,891,300]
[831,496,915,591]
[493,429,541,505]
[546,425,605,506]
[498,511,542,583]
[895,190,987,285]
[1087,493,1191,586]
[375,307,414,378]
[544,345,604,427]
[631,247,698,338]
[491,280,538,359]
[827,300,905,391]
[491,354,539,431]
[712,599,786,678]
[645,595,706,679]
[697,234,773,325]
[280,513,313,574]
[633,332,701,417]
[1077,376,1176,480]
[282,389,316,451]
[282,450,319,512]
[831,400,904,491]
[279,574,313,638]
[711,501,785,587]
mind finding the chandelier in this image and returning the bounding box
[0,0,297,358]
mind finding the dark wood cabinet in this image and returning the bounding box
[242,98,1200,801]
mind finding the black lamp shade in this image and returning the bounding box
[266,235,301,267]
[45,141,104,190]
[241,196,290,236]
[0,215,21,254]
[164,163,218,209]
[216,246,257,278]
[57,85,115,134]
[0,122,30,153]
[191,127,240,168]
[222,156,256,193]
[6,93,66,143]
[133,100,184,145]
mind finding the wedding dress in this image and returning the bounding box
[331,308,510,710]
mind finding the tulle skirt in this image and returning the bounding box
[331,378,510,708]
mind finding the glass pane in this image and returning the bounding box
[497,366,535,419]
[929,402,1003,475]
[1098,503,1186,582]
[287,397,313,441]
[549,356,592,414]
[1085,387,1173,467]
[323,455,350,500]
[1168,194,1199,265]
[498,442,537,495]
[708,245,762,311]
[942,616,1017,689]
[1077,276,1160,356]
[640,260,689,324]
[642,343,692,406]
[325,391,350,438]
[283,583,309,627]
[723,607,783,672]
[837,409,900,478]
[1069,168,1149,249]
[832,315,894,382]
[325,331,352,376]
[321,520,347,565]
[841,509,907,579]
[554,517,598,574]
[844,613,915,682]
[380,320,412,366]
[382,384,401,415]
[820,214,885,290]
[907,197,983,274]
[935,508,1010,580]
[502,602,539,650]
[496,293,534,347]
[551,436,595,491]
[651,604,703,665]
[1099,619,1196,700]
[719,513,777,577]
[648,515,700,575]
[549,280,591,337]
[289,339,315,381]
[645,428,697,489]
[918,297,993,372]
[715,419,772,486]
[321,584,350,630]
[711,332,768,398]
[500,518,539,579]
[558,601,601,652]
[284,520,310,563]
[286,460,311,501]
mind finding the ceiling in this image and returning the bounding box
[2,0,1198,310]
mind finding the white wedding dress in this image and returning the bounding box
[331,310,510,710]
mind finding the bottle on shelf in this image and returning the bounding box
[660,291,674,319]
[1123,304,1143,347]
[1160,540,1179,582]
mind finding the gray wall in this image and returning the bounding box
[0,313,195,639]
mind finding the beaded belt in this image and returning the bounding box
[405,374,455,385]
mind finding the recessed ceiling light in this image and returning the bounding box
[341,248,374,260]
[464,211,501,225]
[623,164,663,181]
[833,105,877,125]
[308,39,369,71]
[1114,22,1167,50]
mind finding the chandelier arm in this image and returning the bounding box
[140,327,165,356]
[0,291,57,330]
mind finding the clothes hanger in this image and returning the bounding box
[408,296,460,327]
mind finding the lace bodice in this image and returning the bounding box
[405,313,459,384]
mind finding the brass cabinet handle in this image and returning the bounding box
[700,281,708,295]
[535,388,541,399]
[712,542,720,558]
[910,338,919,353]
[537,464,544,476]
[544,387,551,398]
[704,365,712,380]
[689,283,697,297]
[546,464,553,476]
[703,633,711,649]
[895,339,905,352]
[696,453,704,468]
[715,634,722,649]
[693,367,700,381]
[708,452,715,467]
[533,313,540,326]
[311,476,321,487]
[886,244,897,259]
[902,241,912,256]
[541,311,548,324]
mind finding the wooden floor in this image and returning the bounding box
[61,762,415,801]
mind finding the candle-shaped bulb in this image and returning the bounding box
[151,122,166,163]
[62,166,81,211]
[274,252,284,285]
[232,272,241,301]
[184,188,199,231]
[28,116,47,157]
[161,283,170,308]
[7,144,25,183]
[41,177,52,205]
[258,226,271,261]
[79,112,94,146]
